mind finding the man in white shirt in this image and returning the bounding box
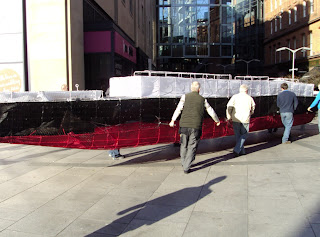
[226,84,255,157]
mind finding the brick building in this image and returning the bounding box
[264,0,320,77]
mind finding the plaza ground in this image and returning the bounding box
[0,120,319,236]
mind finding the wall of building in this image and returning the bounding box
[264,0,320,73]
[0,0,25,92]
[95,0,156,67]
[26,0,68,91]
[25,0,85,91]
[67,0,85,91]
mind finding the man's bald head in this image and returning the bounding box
[191,81,200,92]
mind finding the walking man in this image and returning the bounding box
[277,82,298,144]
[226,84,255,157]
[169,81,220,174]
[307,83,320,134]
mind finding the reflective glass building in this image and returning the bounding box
[156,0,264,75]
[157,0,235,73]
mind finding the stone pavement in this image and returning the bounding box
[0,121,319,237]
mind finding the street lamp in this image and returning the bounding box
[216,64,232,74]
[236,59,260,75]
[276,47,311,80]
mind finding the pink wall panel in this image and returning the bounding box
[114,32,136,63]
[84,31,111,53]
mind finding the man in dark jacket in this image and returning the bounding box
[169,81,220,173]
[277,82,298,144]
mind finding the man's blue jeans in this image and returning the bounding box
[108,149,120,158]
[232,122,249,154]
[280,112,293,143]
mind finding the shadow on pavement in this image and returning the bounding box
[111,122,319,168]
[85,176,227,236]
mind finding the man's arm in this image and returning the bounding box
[204,99,220,126]
[308,93,320,111]
[293,93,298,111]
[169,95,185,127]
[226,96,234,121]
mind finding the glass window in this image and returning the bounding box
[160,25,171,43]
[172,24,184,43]
[159,45,171,56]
[197,44,208,56]
[221,6,233,24]
[185,6,196,24]
[172,0,184,4]
[159,7,169,24]
[279,16,282,30]
[221,25,232,43]
[221,0,232,5]
[210,23,220,43]
[185,25,197,43]
[310,0,314,13]
[221,45,232,56]
[210,45,220,57]
[185,0,197,4]
[211,0,219,4]
[288,10,291,25]
[210,5,220,19]
[197,7,209,24]
[294,7,297,22]
[197,0,209,4]
[172,45,183,57]
[270,21,273,34]
[185,45,197,55]
[197,25,208,42]
[303,1,306,17]
[275,17,277,32]
[159,0,170,5]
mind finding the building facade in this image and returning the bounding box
[156,0,265,75]
[0,0,156,92]
[84,0,156,91]
[264,0,320,77]
[156,0,235,74]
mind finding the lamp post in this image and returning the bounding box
[216,64,232,74]
[276,47,311,80]
[236,59,260,75]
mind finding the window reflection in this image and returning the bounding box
[157,0,234,58]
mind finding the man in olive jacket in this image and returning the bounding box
[169,81,220,174]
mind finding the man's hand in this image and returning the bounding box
[216,122,220,126]
[169,120,175,127]
[307,107,312,112]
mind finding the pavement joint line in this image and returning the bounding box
[294,139,320,152]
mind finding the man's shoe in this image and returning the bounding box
[184,170,189,174]
[233,151,239,157]
[283,141,292,144]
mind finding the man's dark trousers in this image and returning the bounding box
[180,128,201,172]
